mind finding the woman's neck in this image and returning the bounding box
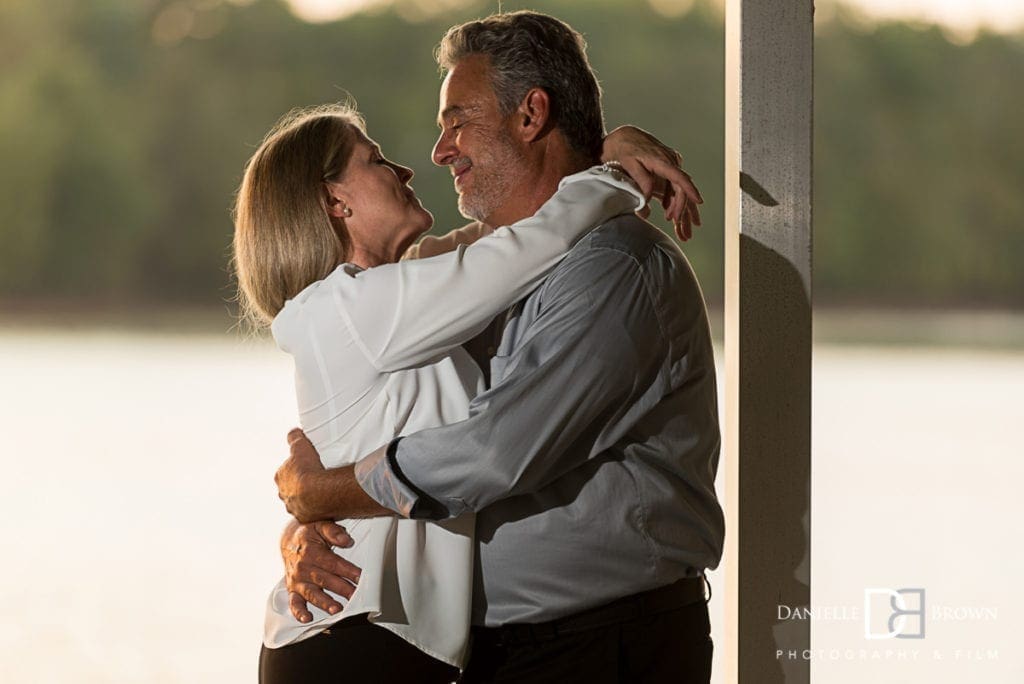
[348,247,393,270]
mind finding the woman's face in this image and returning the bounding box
[326,128,434,266]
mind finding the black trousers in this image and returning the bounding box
[460,589,712,683]
[259,614,459,684]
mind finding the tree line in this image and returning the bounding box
[1,0,1021,309]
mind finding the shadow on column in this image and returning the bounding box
[737,234,811,684]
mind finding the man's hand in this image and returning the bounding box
[275,428,335,523]
[280,519,361,622]
[275,428,397,522]
[601,124,704,242]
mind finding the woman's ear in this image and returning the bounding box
[515,87,552,143]
[322,182,352,218]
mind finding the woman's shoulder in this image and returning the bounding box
[270,264,363,346]
[279,264,364,311]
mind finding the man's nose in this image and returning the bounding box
[432,131,456,167]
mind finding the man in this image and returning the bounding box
[275,11,724,682]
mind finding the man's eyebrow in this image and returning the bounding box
[437,104,478,127]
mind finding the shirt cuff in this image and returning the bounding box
[354,439,450,519]
[354,440,419,518]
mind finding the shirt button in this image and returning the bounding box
[486,346,496,357]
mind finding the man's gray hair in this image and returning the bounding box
[436,11,605,161]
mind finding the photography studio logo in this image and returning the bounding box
[864,587,926,639]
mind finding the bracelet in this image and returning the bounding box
[601,160,627,175]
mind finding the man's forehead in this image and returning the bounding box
[436,55,496,120]
[437,103,481,123]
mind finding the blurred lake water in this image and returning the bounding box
[0,327,1020,682]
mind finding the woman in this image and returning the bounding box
[233,103,698,682]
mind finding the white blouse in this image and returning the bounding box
[263,166,644,667]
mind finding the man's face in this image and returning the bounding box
[432,54,527,225]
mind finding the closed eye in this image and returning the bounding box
[438,121,463,135]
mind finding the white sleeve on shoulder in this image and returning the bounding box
[331,165,646,372]
[401,222,491,260]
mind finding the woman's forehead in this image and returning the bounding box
[349,128,379,152]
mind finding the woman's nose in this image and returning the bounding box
[389,161,414,183]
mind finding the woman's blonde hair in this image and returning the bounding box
[232,103,365,328]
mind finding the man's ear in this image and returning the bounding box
[514,87,552,143]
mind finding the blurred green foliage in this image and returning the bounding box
[1,0,1021,308]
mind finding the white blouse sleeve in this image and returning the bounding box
[331,165,645,372]
[401,222,490,260]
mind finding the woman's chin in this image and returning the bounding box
[417,209,435,233]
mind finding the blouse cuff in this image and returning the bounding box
[558,164,647,212]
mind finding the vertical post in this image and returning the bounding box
[724,1,813,683]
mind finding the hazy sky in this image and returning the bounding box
[847,0,1024,31]
[288,0,1024,34]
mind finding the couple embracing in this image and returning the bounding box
[233,11,724,683]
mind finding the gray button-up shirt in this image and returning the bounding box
[356,213,724,627]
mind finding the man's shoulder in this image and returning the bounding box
[548,213,705,309]
[560,213,684,271]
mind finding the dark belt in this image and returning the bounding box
[472,576,709,646]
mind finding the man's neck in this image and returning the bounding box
[487,142,598,227]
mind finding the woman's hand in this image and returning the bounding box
[280,518,360,622]
[601,125,704,242]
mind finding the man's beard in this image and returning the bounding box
[457,133,527,223]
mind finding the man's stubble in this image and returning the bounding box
[457,127,529,224]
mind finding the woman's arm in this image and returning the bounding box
[401,221,490,260]
[602,125,704,241]
[329,166,645,373]
[400,127,702,263]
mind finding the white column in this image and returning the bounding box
[724,1,814,682]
